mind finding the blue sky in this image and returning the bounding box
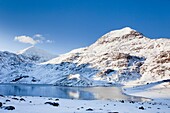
[0,0,170,54]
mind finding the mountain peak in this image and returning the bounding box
[114,27,135,32]
[17,46,46,55]
[95,27,143,45]
[17,46,56,63]
[107,27,136,37]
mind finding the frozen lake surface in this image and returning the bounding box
[0,83,149,101]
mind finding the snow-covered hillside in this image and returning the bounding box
[0,27,170,86]
[17,46,56,63]
[0,51,36,83]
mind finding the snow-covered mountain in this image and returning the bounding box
[17,46,56,63]
[0,51,36,83]
[0,27,170,86]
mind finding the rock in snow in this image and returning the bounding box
[0,27,170,86]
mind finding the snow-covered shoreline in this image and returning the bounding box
[0,83,170,113]
[0,95,170,113]
[123,80,170,99]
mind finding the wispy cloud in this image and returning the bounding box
[46,40,53,43]
[14,34,53,45]
[34,34,42,38]
[14,35,38,45]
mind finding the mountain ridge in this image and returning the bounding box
[0,27,170,86]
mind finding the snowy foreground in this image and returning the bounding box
[0,83,170,113]
[0,96,169,113]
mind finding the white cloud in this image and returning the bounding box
[33,34,45,43]
[46,40,53,43]
[14,35,38,45]
[34,34,42,38]
[14,34,54,45]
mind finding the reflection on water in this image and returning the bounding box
[0,84,150,102]
[68,91,80,99]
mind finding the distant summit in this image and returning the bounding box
[17,46,56,63]
[94,27,143,45]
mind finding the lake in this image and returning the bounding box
[0,83,150,102]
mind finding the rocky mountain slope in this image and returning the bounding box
[0,27,169,86]
[0,51,36,83]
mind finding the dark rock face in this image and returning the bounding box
[140,50,170,82]
[0,102,2,107]
[129,101,135,104]
[44,102,59,107]
[55,98,59,101]
[4,106,15,110]
[156,51,170,64]
[86,108,93,111]
[122,31,143,39]
[20,98,25,101]
[120,100,124,103]
[139,106,145,110]
[12,97,19,100]
[0,94,4,97]
[11,76,29,82]
[6,99,10,102]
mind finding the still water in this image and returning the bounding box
[0,83,149,102]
